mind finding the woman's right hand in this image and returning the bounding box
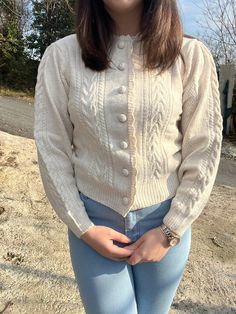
[80,225,135,261]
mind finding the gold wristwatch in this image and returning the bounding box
[160,223,181,247]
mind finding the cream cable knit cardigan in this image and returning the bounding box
[33,33,223,239]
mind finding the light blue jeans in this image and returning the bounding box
[67,191,192,314]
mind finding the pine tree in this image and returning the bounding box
[27,0,76,59]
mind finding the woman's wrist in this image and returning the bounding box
[159,223,181,247]
[160,223,179,237]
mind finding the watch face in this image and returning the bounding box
[170,238,180,246]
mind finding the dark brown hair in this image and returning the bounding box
[74,0,194,74]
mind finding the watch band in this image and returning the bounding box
[160,223,179,237]
[160,223,181,246]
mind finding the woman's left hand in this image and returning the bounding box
[124,227,172,265]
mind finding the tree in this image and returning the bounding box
[26,0,76,59]
[0,0,28,88]
[0,0,76,91]
[195,0,236,65]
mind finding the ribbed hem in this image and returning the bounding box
[75,170,180,218]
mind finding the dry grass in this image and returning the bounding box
[0,87,34,102]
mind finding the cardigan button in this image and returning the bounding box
[117,41,125,49]
[120,141,128,149]
[118,62,126,70]
[118,85,127,93]
[122,168,129,176]
[122,197,129,205]
[118,114,127,122]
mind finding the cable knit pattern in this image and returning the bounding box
[80,71,108,181]
[33,33,223,239]
[96,71,112,184]
[34,43,95,238]
[162,40,223,235]
[147,70,170,179]
[147,72,163,178]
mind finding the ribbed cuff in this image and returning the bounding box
[67,209,95,239]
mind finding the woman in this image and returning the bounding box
[33,0,223,313]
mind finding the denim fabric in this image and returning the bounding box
[67,191,192,314]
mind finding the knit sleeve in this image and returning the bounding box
[33,42,95,239]
[162,39,223,237]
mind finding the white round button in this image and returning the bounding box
[118,114,127,122]
[122,197,129,205]
[122,168,129,176]
[118,85,127,94]
[117,41,125,49]
[120,141,128,149]
[118,62,126,70]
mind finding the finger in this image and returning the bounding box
[115,257,129,262]
[130,258,145,264]
[124,242,140,250]
[124,236,145,250]
[128,255,143,265]
[109,245,135,258]
[109,229,132,244]
[108,254,130,262]
[126,242,145,264]
[138,259,145,264]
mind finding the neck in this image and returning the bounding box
[105,4,143,36]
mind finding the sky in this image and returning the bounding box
[178,0,204,36]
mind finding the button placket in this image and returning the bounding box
[113,38,135,208]
[118,113,127,122]
[122,168,129,176]
[118,85,127,94]
[118,62,126,71]
[120,141,128,149]
[122,197,129,205]
[117,41,125,49]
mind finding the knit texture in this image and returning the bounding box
[33,33,223,239]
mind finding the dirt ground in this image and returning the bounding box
[0,130,235,314]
